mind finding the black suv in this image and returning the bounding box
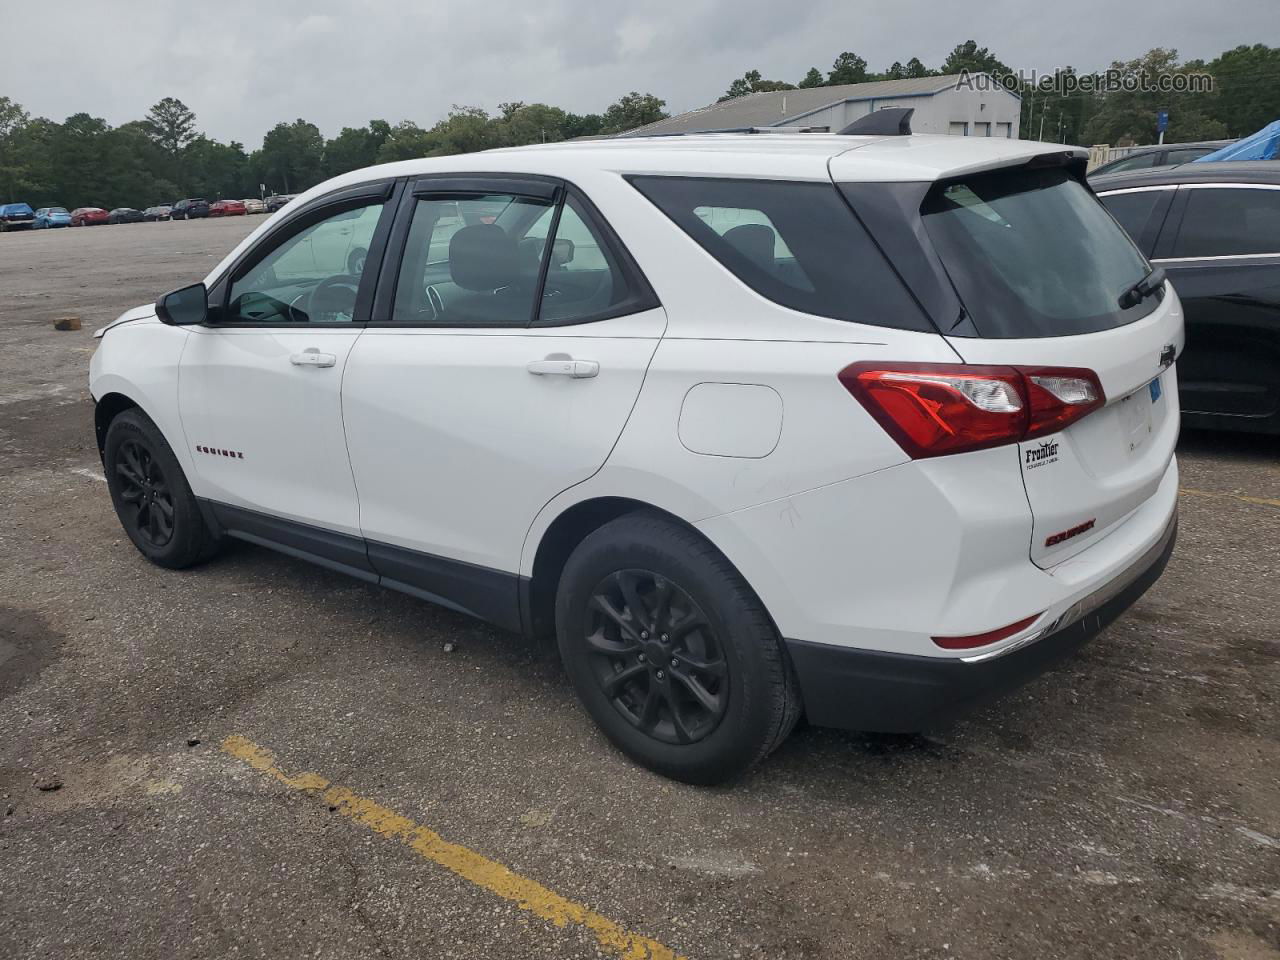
[1093,161,1280,435]
[171,198,210,221]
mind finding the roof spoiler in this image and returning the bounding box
[838,108,913,136]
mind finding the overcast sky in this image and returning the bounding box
[1,0,1272,146]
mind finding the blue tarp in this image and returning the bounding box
[1192,120,1280,162]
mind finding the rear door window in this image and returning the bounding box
[629,176,930,331]
[922,167,1159,337]
[1170,187,1280,258]
[1098,188,1173,253]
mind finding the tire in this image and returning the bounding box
[555,511,800,784]
[104,409,220,569]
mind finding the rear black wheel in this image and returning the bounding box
[556,512,800,784]
[104,409,219,569]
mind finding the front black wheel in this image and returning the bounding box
[556,512,800,784]
[104,409,219,569]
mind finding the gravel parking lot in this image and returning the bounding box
[1,218,1278,960]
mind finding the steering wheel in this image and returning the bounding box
[305,275,361,323]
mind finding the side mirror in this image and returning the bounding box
[156,282,208,326]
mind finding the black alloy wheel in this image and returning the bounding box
[585,569,729,745]
[114,438,175,548]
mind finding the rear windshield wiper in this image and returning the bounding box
[1118,266,1166,309]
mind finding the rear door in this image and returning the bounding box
[1150,182,1280,424]
[341,176,664,628]
[917,165,1183,566]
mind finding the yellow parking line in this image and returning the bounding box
[221,735,685,960]
[1180,487,1280,509]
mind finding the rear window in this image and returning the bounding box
[629,176,931,331]
[922,167,1159,338]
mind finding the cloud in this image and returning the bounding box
[0,0,1268,146]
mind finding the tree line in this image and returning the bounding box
[0,92,667,211]
[1,39,1276,211]
[724,41,1279,147]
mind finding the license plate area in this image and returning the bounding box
[1119,376,1159,454]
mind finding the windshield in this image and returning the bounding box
[922,167,1159,338]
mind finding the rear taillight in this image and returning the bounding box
[838,362,1105,459]
[1021,367,1104,439]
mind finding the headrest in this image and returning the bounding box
[723,223,777,272]
[450,224,520,292]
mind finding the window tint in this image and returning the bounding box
[630,176,930,331]
[1104,152,1159,173]
[1172,187,1280,258]
[1100,190,1168,243]
[922,167,1157,337]
[392,194,552,326]
[1165,147,1212,164]
[523,195,632,324]
[226,202,383,324]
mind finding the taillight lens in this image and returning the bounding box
[839,362,1106,459]
[1022,367,1105,439]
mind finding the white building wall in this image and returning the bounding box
[790,85,1022,138]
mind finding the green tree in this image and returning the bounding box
[375,121,437,162]
[498,102,570,145]
[253,119,324,194]
[428,106,501,154]
[185,136,252,199]
[1083,48,1225,145]
[144,97,197,158]
[940,40,1010,78]
[563,113,604,139]
[600,92,668,135]
[0,96,33,201]
[1207,44,1280,137]
[904,57,932,78]
[798,67,825,88]
[719,69,797,101]
[827,52,869,86]
[323,120,391,177]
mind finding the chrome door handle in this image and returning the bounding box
[290,350,337,368]
[527,358,599,379]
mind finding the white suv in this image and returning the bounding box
[90,132,1181,783]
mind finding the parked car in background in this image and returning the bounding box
[70,207,109,226]
[243,198,267,214]
[171,198,210,220]
[108,207,145,225]
[1094,161,1280,434]
[91,134,1180,783]
[143,205,172,221]
[33,206,72,229]
[0,202,36,231]
[1089,141,1235,178]
[209,199,247,217]
[264,194,295,213]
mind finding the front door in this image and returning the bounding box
[178,194,392,556]
[341,178,664,628]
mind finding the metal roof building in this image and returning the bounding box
[621,74,1023,139]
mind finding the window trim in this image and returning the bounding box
[206,179,401,329]
[370,173,659,329]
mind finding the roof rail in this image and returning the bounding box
[618,124,832,139]
[838,107,913,136]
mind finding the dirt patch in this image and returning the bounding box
[0,605,63,700]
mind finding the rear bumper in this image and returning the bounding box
[785,514,1177,733]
